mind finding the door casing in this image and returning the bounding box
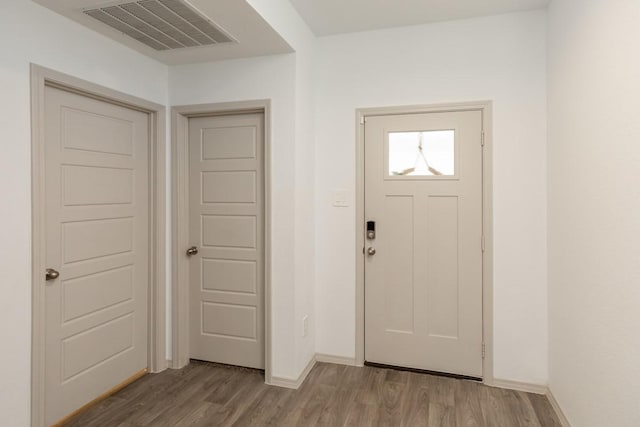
[171,101,272,384]
[355,102,494,385]
[30,64,167,427]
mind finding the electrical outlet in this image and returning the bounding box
[302,315,308,337]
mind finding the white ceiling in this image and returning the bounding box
[32,0,293,65]
[289,0,550,36]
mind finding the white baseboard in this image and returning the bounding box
[315,353,358,366]
[546,387,571,427]
[491,379,571,426]
[177,354,570,427]
[266,352,359,389]
[268,355,317,389]
[491,378,548,395]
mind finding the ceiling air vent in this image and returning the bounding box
[83,0,235,51]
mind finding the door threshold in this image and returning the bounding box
[364,361,482,382]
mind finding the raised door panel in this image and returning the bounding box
[202,171,256,204]
[62,266,133,322]
[202,126,257,160]
[62,165,133,206]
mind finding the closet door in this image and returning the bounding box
[188,113,265,369]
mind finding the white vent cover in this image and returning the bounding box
[84,0,234,51]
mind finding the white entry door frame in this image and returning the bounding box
[355,101,494,385]
[171,100,272,383]
[30,65,167,427]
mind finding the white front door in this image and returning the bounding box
[188,113,265,369]
[44,86,149,425]
[364,110,484,378]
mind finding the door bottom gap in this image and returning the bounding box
[364,361,482,382]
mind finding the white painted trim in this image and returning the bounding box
[354,102,494,384]
[30,64,167,427]
[490,380,571,426]
[547,387,572,427]
[268,355,317,389]
[315,353,359,366]
[490,378,547,395]
[171,100,273,383]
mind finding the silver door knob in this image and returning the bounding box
[367,247,376,256]
[45,268,60,281]
[186,246,198,256]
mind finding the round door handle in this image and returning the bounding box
[45,268,60,281]
[367,247,376,256]
[186,246,199,256]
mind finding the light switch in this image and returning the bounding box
[332,189,349,207]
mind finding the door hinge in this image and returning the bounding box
[481,131,485,147]
[482,342,486,359]
[360,116,366,125]
[481,235,485,252]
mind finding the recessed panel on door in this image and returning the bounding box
[62,107,133,156]
[62,165,133,206]
[189,113,265,369]
[383,195,415,334]
[202,259,257,294]
[202,302,257,339]
[364,110,483,378]
[62,265,133,322]
[62,314,134,380]
[202,215,257,248]
[202,171,256,203]
[426,196,461,339]
[44,86,149,425]
[202,126,257,160]
[62,218,133,263]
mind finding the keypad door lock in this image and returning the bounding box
[367,221,376,240]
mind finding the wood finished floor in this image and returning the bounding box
[63,361,562,427]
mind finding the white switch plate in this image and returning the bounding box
[332,189,349,207]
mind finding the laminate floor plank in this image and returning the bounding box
[61,361,562,427]
[316,364,365,426]
[454,379,487,427]
[528,393,564,427]
[401,374,431,426]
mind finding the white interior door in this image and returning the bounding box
[364,110,483,378]
[188,113,265,369]
[44,86,149,425]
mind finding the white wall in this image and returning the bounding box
[313,11,549,384]
[547,0,640,425]
[228,0,318,376]
[249,0,319,376]
[169,54,303,379]
[170,0,318,380]
[292,40,317,375]
[0,2,168,425]
[0,2,555,424]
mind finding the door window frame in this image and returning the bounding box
[355,101,494,385]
